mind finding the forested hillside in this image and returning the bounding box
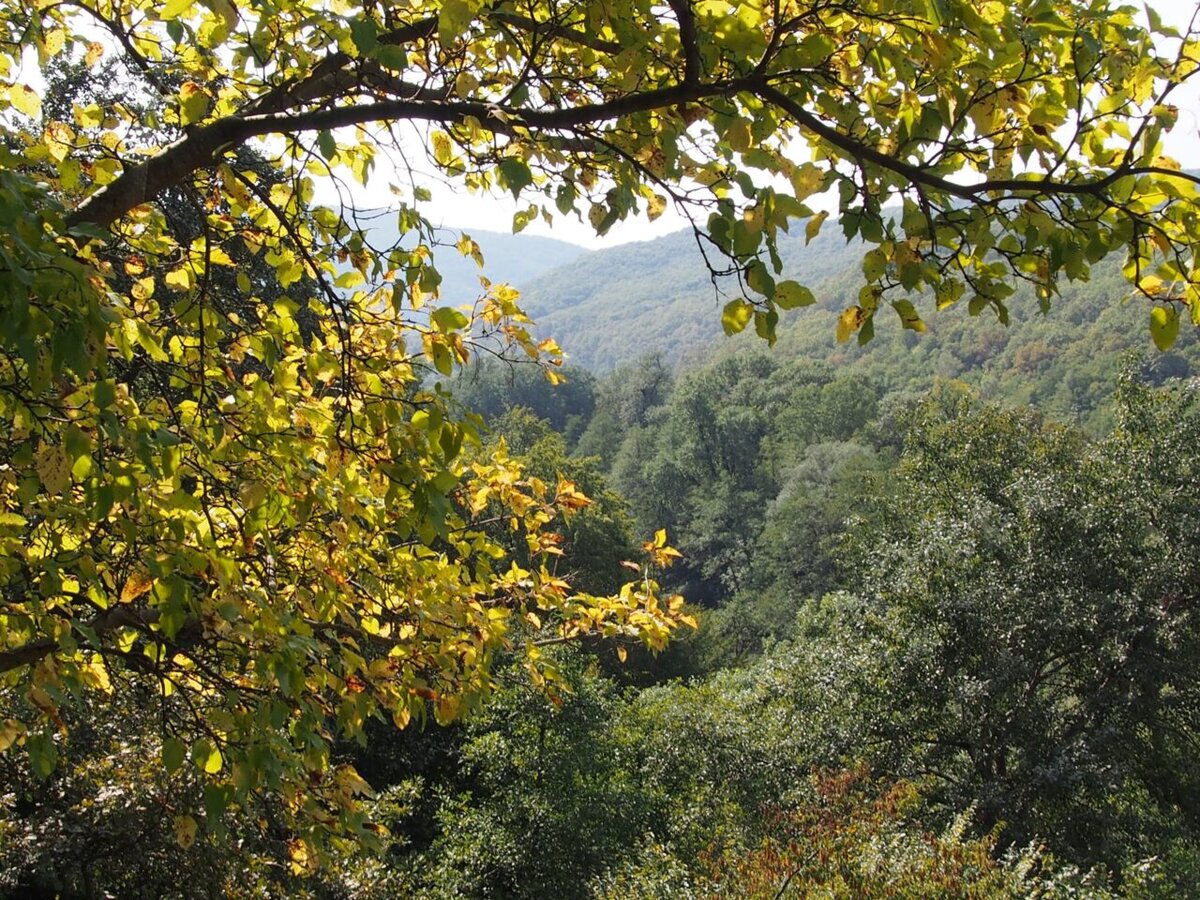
[468,223,1200,431]
[518,226,859,370]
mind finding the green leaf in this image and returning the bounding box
[892,298,927,332]
[192,739,223,775]
[349,17,378,54]
[375,45,408,69]
[204,782,233,821]
[438,0,474,44]
[857,314,875,345]
[753,308,779,345]
[498,158,533,200]
[27,732,58,779]
[317,129,337,160]
[1150,306,1179,350]
[745,260,774,297]
[93,379,116,409]
[431,306,469,331]
[163,737,187,773]
[773,280,815,310]
[862,249,887,282]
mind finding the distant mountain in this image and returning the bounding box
[359,208,1197,429]
[429,227,589,303]
[360,212,589,303]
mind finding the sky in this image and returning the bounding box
[346,0,1200,251]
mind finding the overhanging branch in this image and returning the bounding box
[0,606,161,675]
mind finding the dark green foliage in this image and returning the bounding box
[450,359,598,446]
[519,227,861,373]
[394,659,654,899]
[574,353,673,460]
[784,375,1200,874]
[601,353,879,631]
[0,691,294,899]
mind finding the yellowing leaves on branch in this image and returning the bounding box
[0,0,1198,865]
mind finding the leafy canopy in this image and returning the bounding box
[0,0,1197,866]
[8,0,1200,339]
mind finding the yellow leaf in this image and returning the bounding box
[41,28,65,58]
[121,570,155,603]
[978,1,1005,24]
[202,0,239,31]
[43,121,75,163]
[791,163,825,200]
[9,84,41,119]
[35,444,71,494]
[392,705,412,729]
[288,838,311,875]
[82,654,112,694]
[333,764,373,798]
[165,266,193,291]
[647,192,668,221]
[1138,274,1164,294]
[588,203,607,231]
[160,0,195,19]
[836,306,865,343]
[0,718,23,753]
[805,210,828,244]
[175,815,198,849]
[431,130,453,166]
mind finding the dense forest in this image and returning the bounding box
[9,247,1200,895]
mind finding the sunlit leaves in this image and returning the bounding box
[0,51,692,870]
[8,83,40,118]
[1150,305,1180,350]
[8,0,1193,351]
[722,299,753,335]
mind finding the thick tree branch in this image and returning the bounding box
[0,606,161,675]
[667,0,701,85]
[64,57,1200,237]
[66,80,752,231]
[241,16,438,118]
[755,82,1200,202]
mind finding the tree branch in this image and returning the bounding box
[0,605,160,675]
[667,0,701,85]
[753,81,1200,202]
[67,80,751,231]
